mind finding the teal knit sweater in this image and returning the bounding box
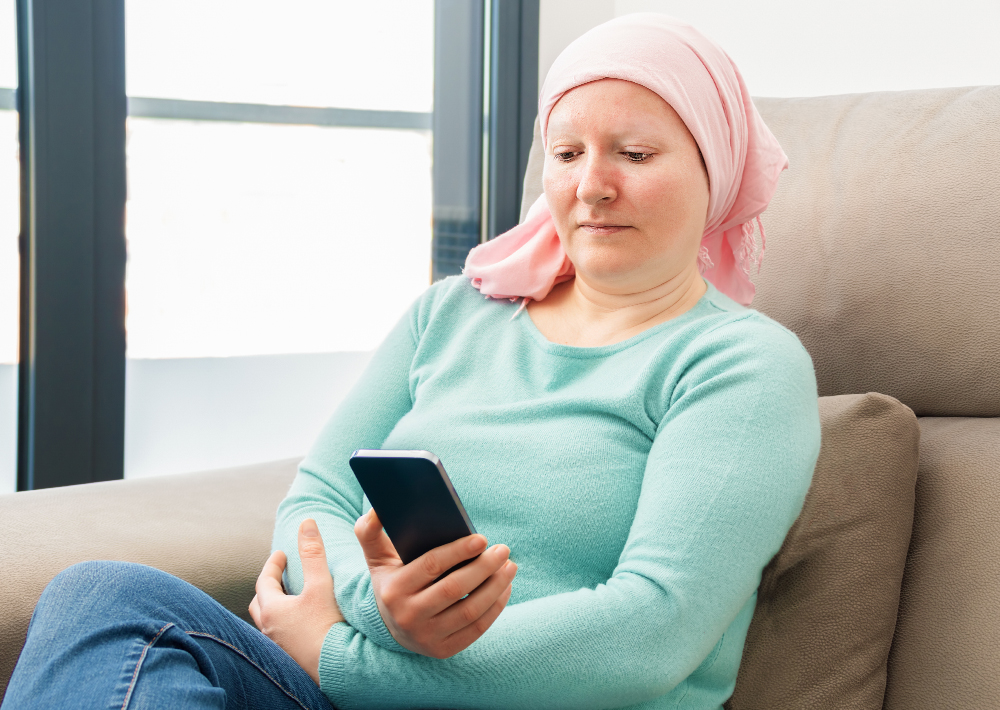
[272,275,821,710]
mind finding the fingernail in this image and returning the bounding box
[302,519,319,537]
[468,535,487,553]
[493,544,510,559]
[506,561,518,576]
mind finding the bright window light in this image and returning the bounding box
[125,118,432,358]
[124,0,435,359]
[126,0,434,112]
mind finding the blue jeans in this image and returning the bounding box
[2,561,336,710]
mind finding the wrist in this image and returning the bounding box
[318,623,355,705]
[307,619,346,685]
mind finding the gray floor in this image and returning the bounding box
[0,351,372,494]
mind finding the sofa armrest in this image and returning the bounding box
[0,458,299,699]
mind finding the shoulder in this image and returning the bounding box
[678,284,815,383]
[664,297,818,416]
[697,310,812,371]
[660,302,821,468]
[409,275,511,338]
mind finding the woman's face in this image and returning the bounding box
[543,78,710,293]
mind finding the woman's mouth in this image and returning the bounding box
[579,223,631,235]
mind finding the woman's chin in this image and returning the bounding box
[569,245,644,276]
[572,260,654,291]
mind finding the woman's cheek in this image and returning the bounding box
[542,165,576,204]
[635,175,695,227]
[542,169,579,232]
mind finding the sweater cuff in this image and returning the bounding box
[356,584,412,654]
[319,622,354,709]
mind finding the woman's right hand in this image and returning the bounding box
[354,509,517,659]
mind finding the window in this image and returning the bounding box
[123,1,435,478]
[0,0,18,494]
[12,1,533,489]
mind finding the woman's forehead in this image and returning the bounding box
[546,79,687,140]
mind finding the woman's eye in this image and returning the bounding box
[554,151,578,162]
[623,151,651,163]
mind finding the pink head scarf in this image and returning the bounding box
[463,13,788,306]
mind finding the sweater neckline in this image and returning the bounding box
[515,280,727,358]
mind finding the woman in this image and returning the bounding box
[3,13,820,710]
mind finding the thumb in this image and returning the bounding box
[354,509,401,570]
[298,518,333,593]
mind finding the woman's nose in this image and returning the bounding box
[575,155,618,205]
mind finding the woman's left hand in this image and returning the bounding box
[249,519,345,685]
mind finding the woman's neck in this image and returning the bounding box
[526,266,707,348]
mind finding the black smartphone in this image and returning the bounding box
[348,449,477,566]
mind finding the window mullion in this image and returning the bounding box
[16,0,127,490]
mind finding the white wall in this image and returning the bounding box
[540,0,1000,97]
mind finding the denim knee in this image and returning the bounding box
[36,560,164,622]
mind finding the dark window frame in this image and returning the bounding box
[16,0,128,490]
[431,0,538,281]
[483,0,539,243]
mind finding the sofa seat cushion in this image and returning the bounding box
[0,458,299,699]
[884,416,1000,709]
[728,393,919,710]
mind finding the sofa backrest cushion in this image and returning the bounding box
[726,393,919,710]
[883,417,1000,709]
[520,87,1000,417]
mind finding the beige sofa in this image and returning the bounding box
[2,86,998,708]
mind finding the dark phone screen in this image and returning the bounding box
[349,451,476,565]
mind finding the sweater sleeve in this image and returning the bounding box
[317,317,822,709]
[271,300,419,653]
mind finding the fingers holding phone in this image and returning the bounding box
[349,449,517,658]
[355,509,517,659]
[423,542,518,656]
